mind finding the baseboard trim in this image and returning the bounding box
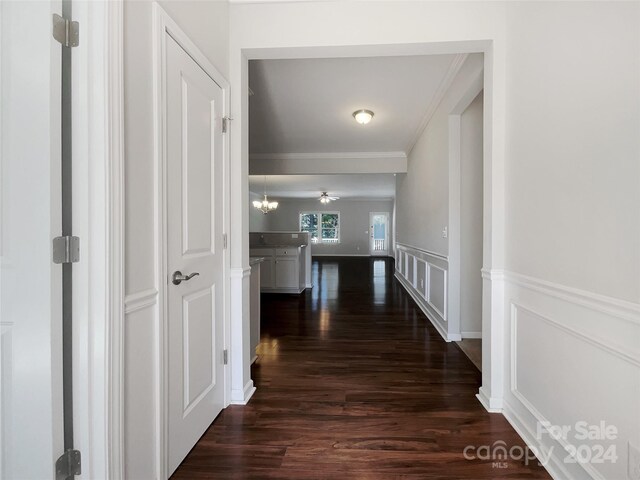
[230,380,256,405]
[502,400,577,480]
[476,386,503,413]
[461,331,482,339]
[394,272,457,342]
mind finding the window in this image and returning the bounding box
[299,212,340,244]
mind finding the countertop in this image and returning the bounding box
[249,257,265,266]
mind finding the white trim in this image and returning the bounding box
[251,151,407,161]
[476,386,503,413]
[405,53,469,154]
[447,66,484,344]
[461,331,482,339]
[124,289,158,314]
[71,0,125,477]
[502,401,574,480]
[481,267,506,282]
[512,302,640,369]
[395,272,461,342]
[426,263,448,321]
[230,266,252,279]
[106,1,125,476]
[152,5,232,478]
[505,271,640,324]
[395,242,448,262]
[230,380,256,406]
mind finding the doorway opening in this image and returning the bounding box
[369,212,390,256]
[234,40,502,415]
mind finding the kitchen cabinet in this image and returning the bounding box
[250,246,306,294]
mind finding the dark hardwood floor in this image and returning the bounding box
[172,257,551,479]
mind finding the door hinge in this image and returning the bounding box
[223,349,228,365]
[52,14,79,48]
[55,449,81,480]
[223,233,228,250]
[222,116,233,134]
[52,236,80,264]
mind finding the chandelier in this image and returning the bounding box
[253,176,278,214]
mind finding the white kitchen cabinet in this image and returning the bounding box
[275,256,298,289]
[250,246,305,294]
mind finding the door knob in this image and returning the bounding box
[172,270,200,285]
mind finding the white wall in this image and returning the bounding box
[255,198,394,256]
[505,2,640,303]
[460,91,483,337]
[123,1,228,477]
[396,54,483,256]
[230,3,640,479]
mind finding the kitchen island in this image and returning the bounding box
[249,232,312,294]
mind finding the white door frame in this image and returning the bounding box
[369,212,390,256]
[152,5,231,478]
[447,70,484,343]
[70,0,125,478]
[231,40,505,415]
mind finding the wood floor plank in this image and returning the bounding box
[171,257,551,479]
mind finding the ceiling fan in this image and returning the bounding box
[318,192,340,204]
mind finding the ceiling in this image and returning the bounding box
[249,174,396,199]
[249,54,458,155]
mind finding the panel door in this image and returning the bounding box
[166,35,225,475]
[0,1,65,478]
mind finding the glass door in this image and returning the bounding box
[369,212,389,256]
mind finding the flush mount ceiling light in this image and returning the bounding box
[318,192,340,204]
[253,175,278,214]
[352,109,374,125]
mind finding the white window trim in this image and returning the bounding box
[299,211,341,244]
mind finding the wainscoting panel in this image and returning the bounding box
[503,274,640,480]
[123,298,159,479]
[395,243,457,341]
[427,263,447,320]
[416,259,427,298]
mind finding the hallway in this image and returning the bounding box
[172,257,551,479]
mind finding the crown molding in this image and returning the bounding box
[405,53,468,155]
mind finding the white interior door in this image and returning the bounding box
[166,35,225,475]
[369,212,389,256]
[0,1,65,478]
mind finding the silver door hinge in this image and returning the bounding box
[52,14,79,48]
[223,233,228,250]
[52,236,80,264]
[222,116,233,134]
[56,449,81,480]
[223,349,228,365]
